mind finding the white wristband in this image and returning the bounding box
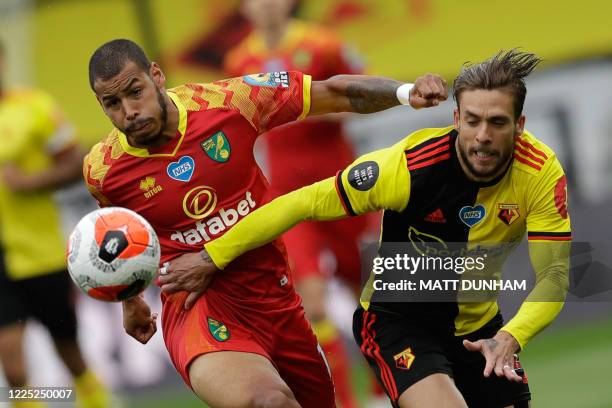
[396,83,414,106]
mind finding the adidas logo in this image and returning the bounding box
[425,208,446,223]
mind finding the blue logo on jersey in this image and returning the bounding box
[459,204,486,228]
[243,72,290,88]
[167,156,195,182]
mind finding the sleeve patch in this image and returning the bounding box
[348,161,379,191]
[243,72,290,88]
[554,175,568,219]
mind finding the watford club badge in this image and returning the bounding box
[201,131,231,163]
[393,347,415,370]
[207,317,230,342]
[498,203,520,226]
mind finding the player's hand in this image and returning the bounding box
[122,294,157,344]
[159,250,218,310]
[463,331,523,382]
[409,73,448,109]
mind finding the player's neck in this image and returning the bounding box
[162,93,180,140]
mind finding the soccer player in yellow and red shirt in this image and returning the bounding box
[224,1,370,405]
[84,39,446,407]
[180,50,571,408]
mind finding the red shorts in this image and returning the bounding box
[161,289,335,407]
[282,215,373,288]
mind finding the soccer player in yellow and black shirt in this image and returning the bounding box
[162,50,571,407]
[0,42,110,408]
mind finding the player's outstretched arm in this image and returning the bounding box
[160,143,410,308]
[205,176,349,270]
[464,158,571,380]
[208,142,409,270]
[309,73,447,116]
[463,240,569,382]
[160,175,349,309]
[500,240,570,347]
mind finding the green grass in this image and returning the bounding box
[127,319,612,408]
[521,318,612,408]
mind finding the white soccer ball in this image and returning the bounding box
[67,207,160,302]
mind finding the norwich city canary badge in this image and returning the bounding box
[207,317,230,342]
[201,131,231,163]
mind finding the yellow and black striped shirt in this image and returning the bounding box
[206,126,571,349]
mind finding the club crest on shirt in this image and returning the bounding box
[167,155,195,182]
[243,72,290,88]
[207,317,230,342]
[459,204,486,227]
[201,131,231,163]
[498,203,520,226]
[393,347,415,370]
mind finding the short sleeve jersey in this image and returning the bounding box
[84,72,311,300]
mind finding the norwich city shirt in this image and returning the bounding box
[84,72,312,302]
[0,89,74,279]
[205,126,571,349]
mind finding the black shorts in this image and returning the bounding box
[353,307,531,408]
[0,263,78,340]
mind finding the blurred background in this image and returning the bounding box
[1,0,611,407]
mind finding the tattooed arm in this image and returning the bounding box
[309,73,447,116]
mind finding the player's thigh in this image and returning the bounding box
[270,307,335,408]
[353,307,460,407]
[0,321,27,380]
[397,373,467,408]
[24,270,78,340]
[0,264,29,330]
[189,351,300,408]
[453,361,530,408]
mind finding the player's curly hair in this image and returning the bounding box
[453,49,542,119]
[88,39,151,90]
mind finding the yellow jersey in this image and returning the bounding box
[205,126,571,349]
[0,89,74,279]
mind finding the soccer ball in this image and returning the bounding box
[67,207,160,302]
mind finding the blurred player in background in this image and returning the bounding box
[0,41,110,408]
[181,50,571,408]
[224,1,370,406]
[85,38,446,407]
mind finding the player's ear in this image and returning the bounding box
[149,62,165,88]
[515,114,526,137]
[453,108,460,131]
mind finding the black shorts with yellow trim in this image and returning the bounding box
[0,258,78,340]
[353,306,531,408]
